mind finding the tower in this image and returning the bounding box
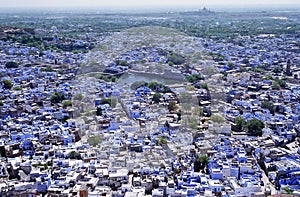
[286,59,292,76]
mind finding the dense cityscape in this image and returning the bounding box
[0,5,300,197]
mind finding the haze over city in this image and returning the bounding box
[1,0,300,8]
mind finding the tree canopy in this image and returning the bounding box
[2,79,13,89]
[168,101,178,112]
[5,61,18,68]
[194,154,209,172]
[50,92,65,103]
[246,118,265,136]
[152,93,162,103]
[234,116,245,132]
[261,101,275,114]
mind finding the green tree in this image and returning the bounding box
[273,78,287,88]
[201,83,209,90]
[246,119,265,136]
[272,66,282,74]
[271,81,280,90]
[234,116,245,132]
[194,154,209,172]
[5,61,18,68]
[186,74,204,83]
[13,86,22,91]
[50,92,65,103]
[261,101,275,114]
[68,151,81,159]
[62,100,72,107]
[101,97,118,108]
[148,81,163,91]
[156,136,168,146]
[167,53,185,65]
[2,79,13,89]
[263,75,273,80]
[152,93,162,103]
[40,65,55,72]
[116,60,129,66]
[239,66,247,72]
[168,101,178,112]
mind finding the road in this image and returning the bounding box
[261,170,278,195]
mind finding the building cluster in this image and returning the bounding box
[1,14,300,197]
[202,33,300,194]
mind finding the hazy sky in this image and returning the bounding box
[0,0,299,8]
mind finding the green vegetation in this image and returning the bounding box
[5,61,18,68]
[210,114,225,124]
[273,78,287,88]
[88,135,103,147]
[272,66,282,74]
[261,101,275,114]
[2,79,13,89]
[115,60,129,66]
[200,83,209,90]
[62,100,72,107]
[234,116,245,132]
[253,67,265,74]
[167,52,185,65]
[187,116,199,129]
[131,81,172,93]
[68,151,82,159]
[101,97,118,108]
[282,187,293,195]
[40,66,55,72]
[156,136,168,146]
[239,66,247,72]
[263,75,273,80]
[167,101,178,112]
[32,163,48,170]
[50,92,65,103]
[209,52,224,61]
[147,81,171,93]
[152,93,162,103]
[73,93,84,101]
[186,74,204,83]
[90,73,117,82]
[13,86,22,91]
[194,154,209,172]
[271,81,280,90]
[246,119,265,136]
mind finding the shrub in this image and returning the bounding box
[5,61,18,68]
[2,79,13,89]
